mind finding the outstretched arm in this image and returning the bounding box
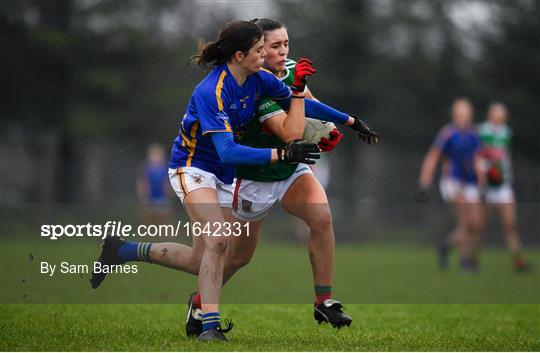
[211,132,320,165]
[276,97,379,144]
[212,132,274,164]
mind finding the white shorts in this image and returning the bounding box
[439,177,480,203]
[232,163,313,221]
[168,167,233,207]
[485,183,515,204]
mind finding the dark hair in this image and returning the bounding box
[192,20,263,71]
[251,18,286,33]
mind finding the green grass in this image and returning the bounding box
[2,241,539,304]
[1,304,538,351]
[1,237,539,350]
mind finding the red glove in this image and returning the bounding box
[318,128,343,152]
[290,58,316,94]
[487,164,504,186]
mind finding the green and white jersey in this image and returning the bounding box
[477,122,513,184]
[257,59,296,123]
[478,122,511,148]
[236,59,301,182]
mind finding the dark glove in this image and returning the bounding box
[290,58,316,95]
[350,116,380,144]
[318,128,343,152]
[277,139,320,164]
[414,187,432,203]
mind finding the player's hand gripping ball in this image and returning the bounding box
[303,118,337,146]
[318,129,343,152]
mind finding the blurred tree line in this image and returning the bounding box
[1,0,539,204]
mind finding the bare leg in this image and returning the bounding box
[183,188,228,313]
[495,202,524,257]
[448,202,468,249]
[222,219,263,285]
[146,208,255,279]
[147,240,203,275]
[452,196,469,260]
[281,174,334,288]
[461,201,485,266]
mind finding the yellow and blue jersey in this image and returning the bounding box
[433,124,481,183]
[169,63,291,184]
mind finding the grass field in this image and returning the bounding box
[1,304,539,351]
[1,238,539,350]
[2,240,539,304]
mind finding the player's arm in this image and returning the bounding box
[474,152,486,187]
[419,147,441,189]
[415,128,448,202]
[267,60,377,144]
[419,126,454,189]
[196,83,318,165]
[259,58,314,141]
[278,96,379,144]
[304,87,318,101]
[273,63,378,144]
[261,96,305,143]
[414,146,441,203]
[472,133,486,187]
[301,87,346,151]
[211,132,319,165]
[263,59,349,126]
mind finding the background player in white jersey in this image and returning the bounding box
[477,102,529,271]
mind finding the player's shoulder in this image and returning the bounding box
[438,123,457,138]
[197,65,228,89]
[477,121,489,132]
[254,68,284,90]
[194,65,230,100]
[255,67,277,80]
[433,124,459,149]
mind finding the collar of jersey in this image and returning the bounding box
[279,66,289,81]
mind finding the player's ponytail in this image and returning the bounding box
[192,20,263,71]
[194,40,221,71]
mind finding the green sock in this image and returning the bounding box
[315,284,332,305]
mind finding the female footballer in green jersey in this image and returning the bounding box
[478,102,529,271]
[184,18,380,335]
